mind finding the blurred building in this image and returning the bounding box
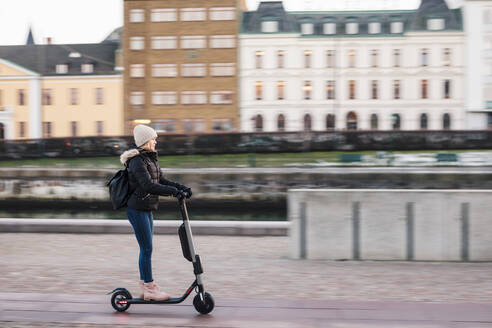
[465,0,492,129]
[240,0,465,131]
[0,29,123,139]
[123,0,243,134]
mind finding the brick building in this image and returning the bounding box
[123,0,243,134]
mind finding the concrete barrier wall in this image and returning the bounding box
[289,189,492,261]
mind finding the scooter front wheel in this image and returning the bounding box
[111,290,131,312]
[193,292,214,314]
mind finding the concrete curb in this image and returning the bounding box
[0,218,289,236]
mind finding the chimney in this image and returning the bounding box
[45,37,52,45]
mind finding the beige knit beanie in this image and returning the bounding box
[133,124,157,147]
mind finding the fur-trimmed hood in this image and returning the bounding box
[120,148,141,166]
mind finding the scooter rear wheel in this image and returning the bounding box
[111,290,131,312]
[193,292,214,314]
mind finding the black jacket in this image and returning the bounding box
[120,146,184,211]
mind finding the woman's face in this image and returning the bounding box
[143,137,157,152]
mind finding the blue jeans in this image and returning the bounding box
[127,207,154,283]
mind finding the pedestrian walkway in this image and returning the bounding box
[2,292,492,327]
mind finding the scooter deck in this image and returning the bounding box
[127,297,185,304]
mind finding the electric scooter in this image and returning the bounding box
[108,197,215,314]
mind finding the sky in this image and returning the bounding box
[0,0,464,46]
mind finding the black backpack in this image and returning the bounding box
[107,166,132,210]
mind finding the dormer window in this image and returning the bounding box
[69,52,81,58]
[391,21,403,34]
[56,64,68,74]
[323,23,336,35]
[368,22,381,34]
[81,64,94,74]
[261,20,278,33]
[346,22,358,35]
[427,18,445,30]
[301,23,314,35]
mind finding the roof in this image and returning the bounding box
[0,43,119,76]
[241,0,463,35]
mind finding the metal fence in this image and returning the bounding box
[1,130,492,160]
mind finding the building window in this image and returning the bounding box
[427,18,445,30]
[130,9,145,23]
[210,7,235,20]
[96,121,103,136]
[346,111,357,130]
[254,114,263,132]
[346,22,358,34]
[348,80,356,99]
[371,49,378,67]
[277,114,285,131]
[180,36,206,49]
[180,8,206,21]
[371,80,378,100]
[181,91,207,105]
[393,80,401,99]
[42,122,52,138]
[56,64,68,74]
[443,48,451,66]
[95,88,104,105]
[152,36,177,49]
[421,79,428,99]
[326,114,335,130]
[152,64,177,77]
[369,22,381,34]
[18,89,26,105]
[262,21,279,33]
[255,81,263,100]
[277,50,285,68]
[301,23,314,35]
[304,81,312,100]
[370,114,378,130]
[304,50,312,68]
[443,113,451,130]
[131,91,145,107]
[323,23,336,35]
[326,80,335,99]
[152,91,177,105]
[420,113,428,130]
[130,64,145,77]
[348,49,356,68]
[152,119,176,133]
[391,114,401,130]
[393,49,401,67]
[303,114,312,131]
[444,80,451,99]
[391,21,403,34]
[130,36,145,50]
[42,89,52,105]
[210,35,235,48]
[181,64,206,77]
[326,50,335,68]
[70,88,78,105]
[210,91,233,104]
[421,48,429,67]
[182,119,205,133]
[18,122,26,138]
[71,121,78,137]
[277,81,285,100]
[151,8,176,22]
[212,119,234,132]
[210,63,235,76]
[255,51,264,69]
[81,64,93,73]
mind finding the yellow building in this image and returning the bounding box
[0,32,123,140]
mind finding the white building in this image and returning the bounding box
[240,0,465,132]
[465,0,492,129]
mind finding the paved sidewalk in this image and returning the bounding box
[1,233,492,327]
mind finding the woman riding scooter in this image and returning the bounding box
[119,124,191,301]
